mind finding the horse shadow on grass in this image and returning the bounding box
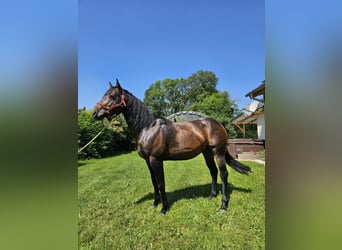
[78,162,89,168]
[135,183,252,211]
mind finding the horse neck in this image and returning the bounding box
[122,92,157,138]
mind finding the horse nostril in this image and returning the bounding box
[92,110,97,118]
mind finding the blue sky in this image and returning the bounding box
[79,0,264,110]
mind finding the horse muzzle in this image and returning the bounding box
[92,106,107,120]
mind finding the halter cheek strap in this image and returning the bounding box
[97,90,127,114]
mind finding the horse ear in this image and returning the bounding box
[109,81,114,89]
[116,78,122,92]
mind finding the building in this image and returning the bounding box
[231,80,265,140]
[228,81,265,159]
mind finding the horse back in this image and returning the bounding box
[137,117,227,160]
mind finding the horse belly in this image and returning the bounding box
[165,148,203,160]
[165,133,206,160]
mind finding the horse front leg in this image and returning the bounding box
[146,160,160,208]
[149,156,168,214]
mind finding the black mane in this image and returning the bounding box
[122,89,161,138]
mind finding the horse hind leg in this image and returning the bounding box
[202,149,218,199]
[215,152,229,212]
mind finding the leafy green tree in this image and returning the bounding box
[186,70,218,104]
[190,91,239,138]
[143,70,240,137]
[163,78,188,115]
[144,70,218,116]
[144,80,167,116]
[144,78,189,116]
[190,92,232,119]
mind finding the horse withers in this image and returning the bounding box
[92,79,251,214]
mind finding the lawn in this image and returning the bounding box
[78,152,265,249]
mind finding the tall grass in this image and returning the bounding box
[79,152,265,249]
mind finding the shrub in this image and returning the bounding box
[78,109,135,159]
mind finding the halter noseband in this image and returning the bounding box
[96,90,127,119]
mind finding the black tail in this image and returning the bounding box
[225,150,251,175]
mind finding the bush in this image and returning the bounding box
[78,109,135,159]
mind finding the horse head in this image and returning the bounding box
[92,79,127,120]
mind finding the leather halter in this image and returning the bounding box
[96,90,126,119]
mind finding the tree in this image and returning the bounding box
[162,78,188,115]
[144,70,219,116]
[144,80,167,116]
[186,70,218,104]
[144,78,189,116]
[190,91,239,138]
[143,70,240,137]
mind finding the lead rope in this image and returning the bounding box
[78,119,110,154]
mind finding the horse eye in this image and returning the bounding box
[109,95,114,99]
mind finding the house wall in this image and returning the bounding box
[257,113,265,140]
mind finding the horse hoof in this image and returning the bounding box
[219,208,227,213]
[160,207,168,215]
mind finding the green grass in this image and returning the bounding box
[78,152,265,249]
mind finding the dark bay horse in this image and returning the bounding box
[92,79,251,214]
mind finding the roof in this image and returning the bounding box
[245,80,265,99]
[231,80,265,126]
[231,101,264,125]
